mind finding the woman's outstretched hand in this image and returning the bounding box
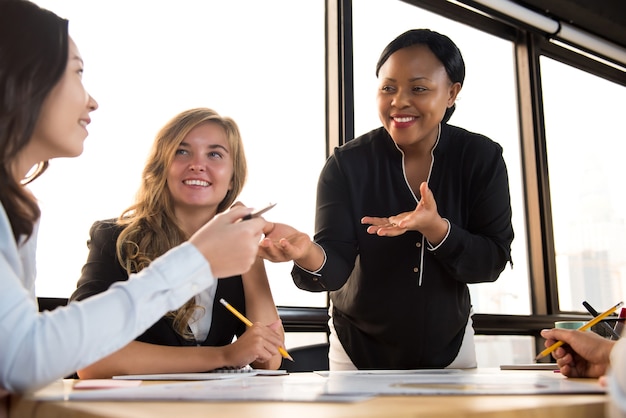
[258,223,324,271]
[362,182,448,244]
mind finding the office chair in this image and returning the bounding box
[37,297,68,312]
[281,342,329,372]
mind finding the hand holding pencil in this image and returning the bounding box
[220,298,293,362]
[536,302,622,379]
[539,324,617,378]
[536,301,623,361]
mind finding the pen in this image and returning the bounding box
[536,301,624,360]
[582,301,620,339]
[241,203,276,221]
[615,308,626,338]
[219,298,293,362]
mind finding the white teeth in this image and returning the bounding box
[393,116,415,123]
[79,120,87,127]
[184,179,210,187]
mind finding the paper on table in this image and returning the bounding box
[321,369,604,396]
[33,375,371,403]
[30,369,604,402]
[500,364,560,371]
[315,369,462,377]
[113,369,287,381]
[113,372,256,381]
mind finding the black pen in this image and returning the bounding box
[582,301,620,340]
[241,203,276,221]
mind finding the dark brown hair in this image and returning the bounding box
[0,0,69,241]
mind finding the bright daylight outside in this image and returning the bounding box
[30,0,326,311]
[30,0,589,366]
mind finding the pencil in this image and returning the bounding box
[535,301,624,360]
[219,298,293,362]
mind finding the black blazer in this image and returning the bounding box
[70,219,246,347]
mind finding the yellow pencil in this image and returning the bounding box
[219,298,294,362]
[535,301,624,360]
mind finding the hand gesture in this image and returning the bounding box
[540,328,616,378]
[362,182,448,244]
[189,206,265,278]
[257,222,312,262]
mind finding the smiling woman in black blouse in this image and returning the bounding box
[259,29,514,370]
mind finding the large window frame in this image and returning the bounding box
[33,0,625,354]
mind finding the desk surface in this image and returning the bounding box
[9,371,609,418]
[10,394,609,418]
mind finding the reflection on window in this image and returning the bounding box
[352,0,530,315]
[541,57,626,312]
[30,0,326,307]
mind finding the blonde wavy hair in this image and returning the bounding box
[116,108,247,338]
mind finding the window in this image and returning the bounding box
[30,0,625,361]
[30,0,327,311]
[541,56,626,312]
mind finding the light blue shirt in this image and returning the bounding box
[609,339,626,416]
[0,202,216,393]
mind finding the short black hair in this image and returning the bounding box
[376,29,465,123]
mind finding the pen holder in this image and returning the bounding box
[554,321,611,337]
[615,308,626,337]
[554,321,586,330]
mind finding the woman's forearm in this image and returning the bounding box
[77,341,227,379]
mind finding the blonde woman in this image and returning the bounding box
[71,108,284,378]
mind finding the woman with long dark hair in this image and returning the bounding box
[0,0,267,394]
